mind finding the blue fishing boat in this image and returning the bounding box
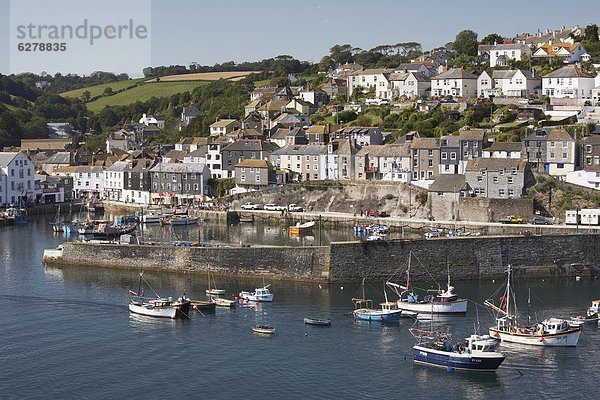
[351,279,403,322]
[410,328,505,372]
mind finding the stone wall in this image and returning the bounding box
[47,234,600,283]
[327,234,600,282]
[55,242,330,281]
[458,197,533,222]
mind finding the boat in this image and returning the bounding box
[128,272,191,319]
[410,328,505,372]
[205,269,226,296]
[569,300,600,327]
[239,284,274,302]
[5,207,29,224]
[303,317,332,326]
[289,220,315,235]
[161,215,199,226]
[484,265,581,346]
[366,233,384,241]
[82,222,137,238]
[211,296,236,308]
[252,324,276,334]
[352,280,403,322]
[386,253,468,314]
[190,299,216,313]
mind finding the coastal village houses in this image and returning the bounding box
[431,68,478,98]
[0,152,36,207]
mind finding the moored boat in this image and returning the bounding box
[570,300,600,327]
[211,296,236,308]
[303,317,332,326]
[128,272,191,319]
[485,265,581,347]
[352,280,403,322]
[161,215,198,226]
[252,324,276,335]
[190,299,216,313]
[410,329,505,372]
[239,284,274,302]
[289,221,315,235]
[386,252,468,314]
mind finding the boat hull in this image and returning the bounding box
[128,300,191,319]
[239,292,273,302]
[353,309,402,322]
[489,327,581,346]
[304,318,332,326]
[398,299,468,314]
[412,345,505,371]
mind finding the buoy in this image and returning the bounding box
[576,276,581,281]
[492,279,495,284]
[340,286,344,290]
[305,333,308,337]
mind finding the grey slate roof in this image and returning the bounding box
[432,68,478,80]
[0,152,18,167]
[429,174,468,193]
[149,163,207,173]
[543,65,593,79]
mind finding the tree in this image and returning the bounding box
[480,33,504,45]
[453,30,479,56]
[103,87,113,96]
[584,24,599,42]
[81,90,91,103]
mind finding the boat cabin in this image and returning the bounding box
[436,286,459,302]
[590,300,600,314]
[379,301,399,312]
[465,335,499,353]
[537,318,570,335]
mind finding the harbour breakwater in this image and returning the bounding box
[44,234,600,282]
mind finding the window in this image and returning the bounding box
[240,175,246,182]
[557,163,564,169]
[428,160,433,168]
[507,177,513,184]
[428,150,433,157]
[562,153,567,159]
[477,176,483,182]
[191,173,197,180]
[493,177,498,184]
[550,141,555,148]
[441,152,447,160]
[172,175,177,182]
[450,152,456,160]
[508,189,514,197]
[194,184,199,190]
[256,175,261,182]
[499,189,505,196]
[313,164,318,170]
[499,169,505,175]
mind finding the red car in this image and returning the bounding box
[368,209,388,217]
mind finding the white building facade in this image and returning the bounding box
[0,152,35,207]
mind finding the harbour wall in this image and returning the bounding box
[45,234,600,282]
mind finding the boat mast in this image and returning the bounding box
[505,264,511,318]
[406,252,411,291]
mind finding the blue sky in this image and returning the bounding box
[1,0,599,76]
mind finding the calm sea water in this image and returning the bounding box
[1,216,600,399]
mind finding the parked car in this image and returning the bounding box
[368,209,388,217]
[531,217,550,225]
[499,215,524,224]
[424,230,441,239]
[241,202,260,210]
[264,203,284,211]
[287,204,304,212]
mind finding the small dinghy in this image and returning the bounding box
[303,317,332,326]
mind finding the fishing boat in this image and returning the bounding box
[161,215,198,226]
[303,317,332,326]
[252,324,276,335]
[485,265,581,347]
[211,296,236,308]
[205,269,226,296]
[239,284,274,302]
[83,222,137,238]
[386,253,468,314]
[569,300,600,327]
[352,280,403,322]
[5,207,29,224]
[190,299,216,313]
[410,328,505,372]
[128,272,191,319]
[289,221,315,235]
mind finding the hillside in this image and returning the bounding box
[60,78,145,99]
[148,71,259,82]
[82,81,210,112]
[528,174,600,220]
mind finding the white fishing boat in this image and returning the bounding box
[351,280,403,322]
[569,299,600,327]
[128,272,191,319]
[252,324,276,335]
[386,252,468,314]
[239,284,274,302]
[485,265,581,347]
[211,296,236,308]
[142,211,164,224]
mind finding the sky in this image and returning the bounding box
[1,0,599,76]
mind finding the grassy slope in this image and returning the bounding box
[60,78,146,99]
[84,81,209,112]
[528,173,600,219]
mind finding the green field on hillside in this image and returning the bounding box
[82,81,209,112]
[61,78,146,99]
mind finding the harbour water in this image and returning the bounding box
[2,216,600,399]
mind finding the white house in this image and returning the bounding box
[431,68,478,98]
[103,161,129,202]
[0,152,35,207]
[73,166,104,198]
[566,168,600,190]
[542,65,595,99]
[488,44,532,67]
[347,68,393,99]
[389,71,431,99]
[477,69,540,98]
[209,119,241,136]
[482,142,523,159]
[533,42,587,64]
[139,114,165,129]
